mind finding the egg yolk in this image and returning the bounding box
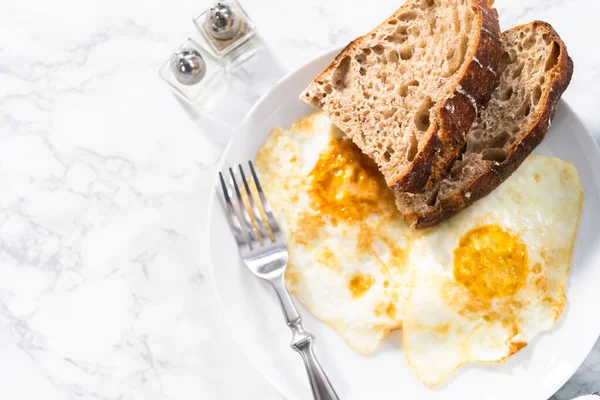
[308,137,395,223]
[349,274,375,298]
[454,225,528,300]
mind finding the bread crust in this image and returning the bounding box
[400,21,574,228]
[419,0,502,190]
[301,0,501,193]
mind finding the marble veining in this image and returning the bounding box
[0,0,598,398]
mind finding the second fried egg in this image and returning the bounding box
[401,156,582,386]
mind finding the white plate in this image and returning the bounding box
[208,48,600,400]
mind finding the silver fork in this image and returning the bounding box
[218,161,339,400]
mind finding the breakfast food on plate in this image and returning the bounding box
[259,0,578,387]
[396,21,574,228]
[401,156,582,386]
[255,113,412,354]
[254,112,583,386]
[301,0,501,193]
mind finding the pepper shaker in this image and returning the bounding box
[158,38,227,106]
[193,1,260,69]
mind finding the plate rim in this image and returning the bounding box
[206,46,600,400]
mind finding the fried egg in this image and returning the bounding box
[401,157,582,386]
[255,112,414,354]
[254,112,582,385]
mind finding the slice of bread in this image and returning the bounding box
[396,21,574,228]
[301,0,501,193]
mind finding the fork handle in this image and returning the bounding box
[289,320,340,400]
[271,276,301,324]
[270,277,340,400]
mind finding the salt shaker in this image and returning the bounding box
[193,1,260,68]
[158,38,227,106]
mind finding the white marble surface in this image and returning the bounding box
[0,0,599,398]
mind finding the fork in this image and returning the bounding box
[218,161,340,400]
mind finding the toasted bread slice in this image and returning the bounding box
[301,0,501,193]
[396,21,574,228]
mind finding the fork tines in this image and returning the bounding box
[218,161,280,250]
